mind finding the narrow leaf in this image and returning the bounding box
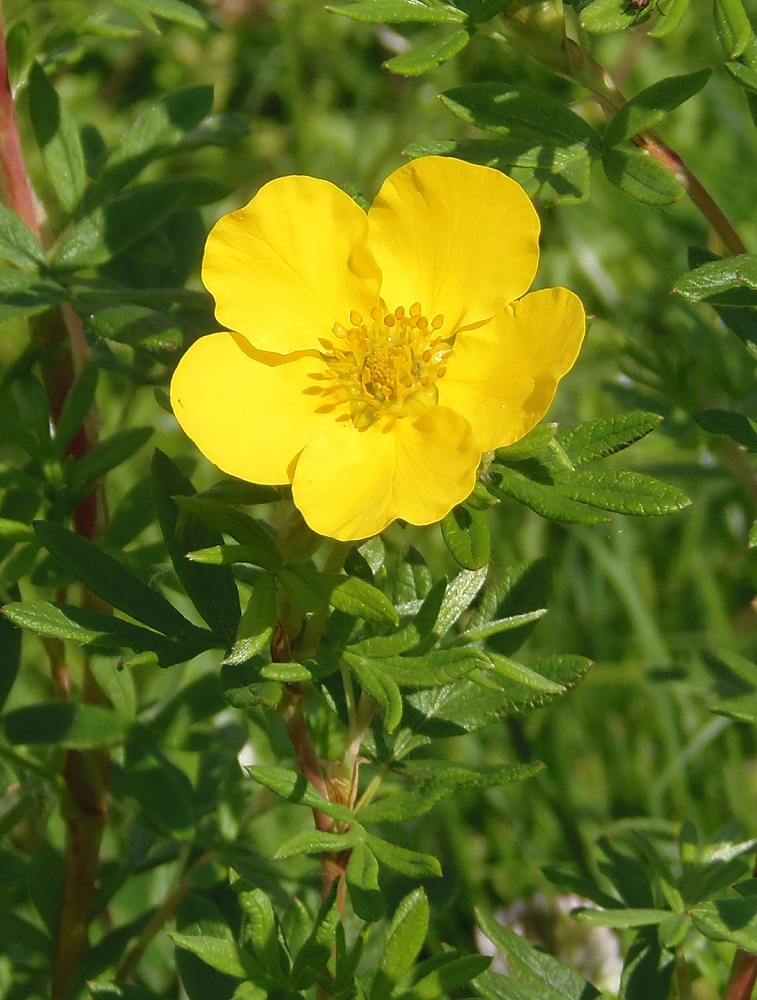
[384,28,470,76]
[152,449,241,644]
[604,69,712,147]
[347,656,403,732]
[1,702,130,748]
[602,147,685,205]
[441,83,602,149]
[441,503,490,569]
[556,411,662,465]
[247,764,354,823]
[372,888,429,1000]
[273,829,357,859]
[489,465,613,524]
[33,520,199,638]
[170,933,258,979]
[327,0,466,23]
[346,842,386,921]
[367,835,442,878]
[28,62,87,212]
[0,203,46,269]
[553,470,691,516]
[714,0,752,58]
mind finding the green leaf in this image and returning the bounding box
[441,83,602,149]
[489,465,613,524]
[2,599,181,651]
[602,147,685,205]
[485,653,563,691]
[51,179,186,272]
[366,834,442,878]
[441,503,490,569]
[327,0,466,22]
[371,888,429,1000]
[176,496,281,571]
[347,656,403,731]
[604,69,712,147]
[28,62,87,213]
[456,611,547,645]
[673,253,757,303]
[714,0,752,57]
[405,137,592,205]
[33,520,201,639]
[691,897,757,949]
[573,906,672,928]
[247,764,354,823]
[1,702,130,748]
[346,647,487,688]
[53,365,99,457]
[695,408,757,449]
[67,427,153,495]
[170,933,258,979]
[725,59,757,94]
[279,565,398,625]
[579,0,654,33]
[0,267,68,323]
[273,829,358,859]
[234,886,286,978]
[259,661,311,682]
[384,28,471,76]
[552,470,691,516]
[0,204,45,269]
[346,842,386,921]
[406,953,490,1000]
[648,0,690,36]
[557,411,662,465]
[223,573,276,665]
[435,566,488,634]
[291,887,341,989]
[113,0,208,30]
[475,910,600,1000]
[95,85,214,196]
[152,450,241,644]
[126,741,195,836]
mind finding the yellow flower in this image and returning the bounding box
[170,156,585,541]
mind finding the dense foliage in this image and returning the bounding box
[1,1,757,999]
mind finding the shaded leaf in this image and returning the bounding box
[602,147,684,205]
[1,701,130,748]
[441,83,602,149]
[327,0,466,22]
[604,69,711,147]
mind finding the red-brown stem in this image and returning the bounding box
[724,949,757,1000]
[0,6,39,235]
[0,10,110,997]
[633,134,748,257]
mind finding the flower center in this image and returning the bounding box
[316,302,451,430]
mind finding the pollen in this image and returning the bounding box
[320,301,451,429]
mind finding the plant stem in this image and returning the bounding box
[115,847,211,983]
[724,949,757,1000]
[0,13,110,996]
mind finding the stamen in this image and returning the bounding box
[318,300,452,428]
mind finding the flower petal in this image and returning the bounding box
[203,176,380,354]
[170,332,328,483]
[367,156,540,332]
[439,287,586,451]
[292,407,480,540]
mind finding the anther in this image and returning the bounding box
[349,309,362,326]
[409,302,422,317]
[370,305,382,321]
[384,314,395,327]
[431,314,444,330]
